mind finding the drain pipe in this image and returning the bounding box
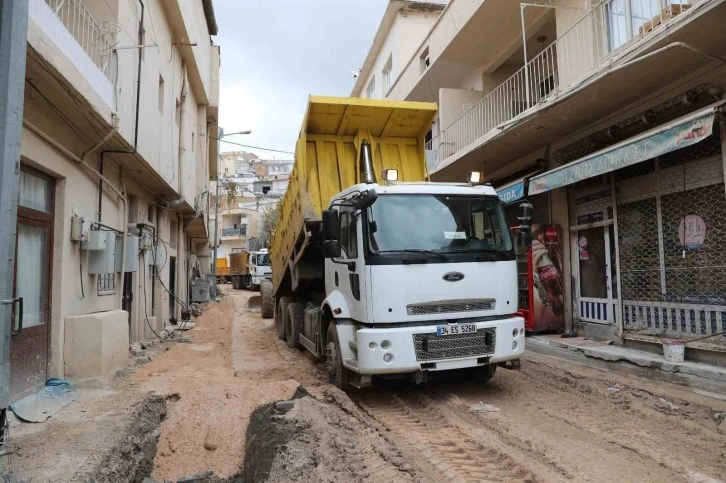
[119,169,128,311]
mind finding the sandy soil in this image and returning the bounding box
[141,287,726,482]
[18,284,724,482]
[133,289,325,481]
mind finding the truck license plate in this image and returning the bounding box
[436,324,476,336]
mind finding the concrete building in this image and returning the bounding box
[219,150,257,177]
[10,0,220,401]
[252,159,293,178]
[356,0,726,359]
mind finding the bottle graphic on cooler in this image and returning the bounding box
[536,251,565,317]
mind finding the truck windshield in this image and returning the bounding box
[367,194,512,254]
[256,254,271,266]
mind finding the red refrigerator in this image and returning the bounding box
[517,224,566,333]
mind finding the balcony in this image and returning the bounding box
[29,0,115,108]
[427,0,718,178]
[221,228,247,240]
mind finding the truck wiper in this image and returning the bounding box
[379,249,448,261]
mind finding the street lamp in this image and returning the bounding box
[213,129,252,280]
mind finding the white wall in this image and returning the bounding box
[357,8,440,99]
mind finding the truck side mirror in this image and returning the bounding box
[322,209,339,240]
[353,189,377,210]
[323,240,342,259]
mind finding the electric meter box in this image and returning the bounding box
[82,230,107,250]
[88,232,116,274]
[114,234,139,273]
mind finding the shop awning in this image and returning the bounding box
[528,102,724,195]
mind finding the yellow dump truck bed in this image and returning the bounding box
[271,96,437,295]
[229,251,250,275]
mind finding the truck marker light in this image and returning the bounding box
[381,340,391,349]
[520,328,524,335]
[333,308,342,315]
[369,342,377,349]
[469,171,484,184]
[383,353,393,363]
[382,169,398,182]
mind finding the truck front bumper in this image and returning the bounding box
[251,276,270,286]
[349,316,525,375]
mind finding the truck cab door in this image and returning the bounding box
[336,208,368,322]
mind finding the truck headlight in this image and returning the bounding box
[383,353,393,363]
[512,341,518,350]
[381,340,391,349]
[512,329,518,337]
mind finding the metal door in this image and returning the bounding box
[10,166,53,402]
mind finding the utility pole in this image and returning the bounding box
[212,129,251,279]
[0,0,30,475]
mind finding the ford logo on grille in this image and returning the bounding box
[442,272,465,282]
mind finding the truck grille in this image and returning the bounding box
[406,299,495,316]
[413,328,496,361]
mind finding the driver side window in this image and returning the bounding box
[339,211,350,258]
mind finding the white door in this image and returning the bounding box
[576,225,617,324]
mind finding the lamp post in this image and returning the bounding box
[213,129,252,279]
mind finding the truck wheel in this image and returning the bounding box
[470,364,497,383]
[260,280,274,319]
[275,296,291,341]
[286,303,304,350]
[326,324,349,391]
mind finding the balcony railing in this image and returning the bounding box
[427,0,697,171]
[222,228,247,237]
[44,0,116,80]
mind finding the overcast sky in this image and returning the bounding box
[213,0,388,159]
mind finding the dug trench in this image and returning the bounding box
[99,288,726,483]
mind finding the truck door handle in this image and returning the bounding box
[3,297,23,335]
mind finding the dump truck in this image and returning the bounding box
[215,258,231,284]
[262,96,530,391]
[230,248,272,290]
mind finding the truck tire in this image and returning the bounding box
[275,296,291,341]
[325,324,350,391]
[260,280,274,319]
[469,364,497,383]
[286,302,304,350]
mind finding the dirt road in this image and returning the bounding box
[141,289,726,482]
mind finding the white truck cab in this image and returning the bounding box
[249,249,272,287]
[318,182,525,386]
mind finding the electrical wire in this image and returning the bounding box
[79,242,85,299]
[213,138,295,155]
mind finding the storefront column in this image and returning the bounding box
[611,179,624,340]
[549,174,572,328]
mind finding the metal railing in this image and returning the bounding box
[222,228,247,237]
[427,0,697,171]
[44,0,117,80]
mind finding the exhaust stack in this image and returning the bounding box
[360,140,376,184]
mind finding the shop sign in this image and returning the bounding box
[678,214,706,250]
[528,112,715,195]
[497,181,525,204]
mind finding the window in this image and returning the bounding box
[348,214,358,258]
[158,75,164,113]
[170,217,178,248]
[382,56,393,95]
[420,47,430,74]
[606,0,661,51]
[366,77,376,99]
[339,211,350,257]
[147,204,154,223]
[98,273,115,295]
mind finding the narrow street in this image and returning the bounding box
[134,289,726,482]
